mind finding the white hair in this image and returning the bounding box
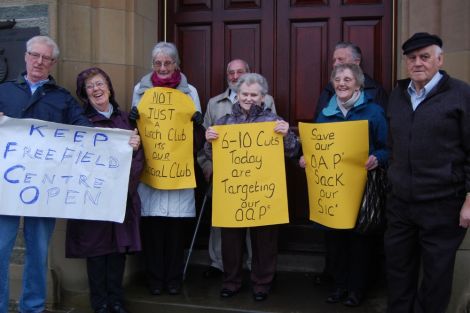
[26,36,60,59]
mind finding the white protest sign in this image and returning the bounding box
[0,116,133,223]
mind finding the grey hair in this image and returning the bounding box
[226,59,250,73]
[433,45,443,56]
[26,36,60,59]
[335,41,362,64]
[331,63,365,88]
[235,73,268,96]
[151,42,180,68]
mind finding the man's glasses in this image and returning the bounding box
[85,81,106,90]
[153,60,175,68]
[27,51,55,64]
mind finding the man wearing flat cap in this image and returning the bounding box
[385,32,470,313]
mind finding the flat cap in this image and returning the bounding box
[402,32,443,55]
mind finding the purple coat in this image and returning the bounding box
[65,104,144,258]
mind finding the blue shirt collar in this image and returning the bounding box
[407,71,443,110]
[24,75,50,95]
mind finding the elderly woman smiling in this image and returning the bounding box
[130,41,202,296]
[66,67,144,313]
[300,63,388,307]
[205,73,299,302]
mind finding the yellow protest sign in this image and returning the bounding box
[211,122,289,227]
[137,87,196,189]
[299,121,368,229]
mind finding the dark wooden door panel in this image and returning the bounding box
[166,0,393,249]
[176,25,212,106]
[168,0,274,114]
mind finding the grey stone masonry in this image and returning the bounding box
[0,4,49,34]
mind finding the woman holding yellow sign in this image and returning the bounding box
[205,73,299,301]
[130,42,203,296]
[300,63,388,307]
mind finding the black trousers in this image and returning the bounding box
[86,253,126,310]
[141,216,186,289]
[221,225,278,294]
[327,230,373,294]
[384,195,467,313]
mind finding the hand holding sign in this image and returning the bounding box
[299,121,368,229]
[128,128,140,151]
[273,120,289,136]
[211,122,289,227]
[205,126,218,142]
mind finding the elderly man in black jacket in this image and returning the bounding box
[385,32,470,313]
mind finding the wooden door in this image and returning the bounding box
[166,0,394,251]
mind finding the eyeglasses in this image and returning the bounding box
[153,60,175,68]
[85,81,106,90]
[27,51,55,64]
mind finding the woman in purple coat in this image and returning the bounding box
[66,67,144,313]
[205,73,299,301]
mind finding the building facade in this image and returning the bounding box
[1,0,470,311]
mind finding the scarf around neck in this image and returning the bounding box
[337,89,361,116]
[151,70,182,88]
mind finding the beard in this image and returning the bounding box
[228,80,237,92]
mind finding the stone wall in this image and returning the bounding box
[56,0,159,112]
[397,0,470,83]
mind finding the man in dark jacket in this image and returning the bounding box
[385,32,470,313]
[314,41,388,118]
[0,35,91,313]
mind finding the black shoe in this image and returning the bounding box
[149,287,162,295]
[220,288,238,298]
[109,303,130,313]
[343,291,363,307]
[203,266,223,278]
[94,304,108,313]
[313,272,334,285]
[253,292,268,301]
[326,288,348,303]
[168,284,181,295]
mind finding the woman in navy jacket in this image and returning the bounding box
[300,63,388,306]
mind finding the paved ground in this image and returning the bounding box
[22,265,387,313]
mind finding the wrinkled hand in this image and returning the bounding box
[365,155,379,171]
[128,128,140,151]
[459,196,470,228]
[205,126,219,142]
[299,155,306,168]
[191,111,204,125]
[274,120,289,136]
[129,106,140,121]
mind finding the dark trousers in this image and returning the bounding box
[86,253,126,310]
[384,195,467,313]
[141,216,186,289]
[327,230,373,294]
[221,225,278,293]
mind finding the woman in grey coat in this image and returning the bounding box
[131,42,201,296]
[205,73,299,301]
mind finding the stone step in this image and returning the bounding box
[59,265,387,313]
